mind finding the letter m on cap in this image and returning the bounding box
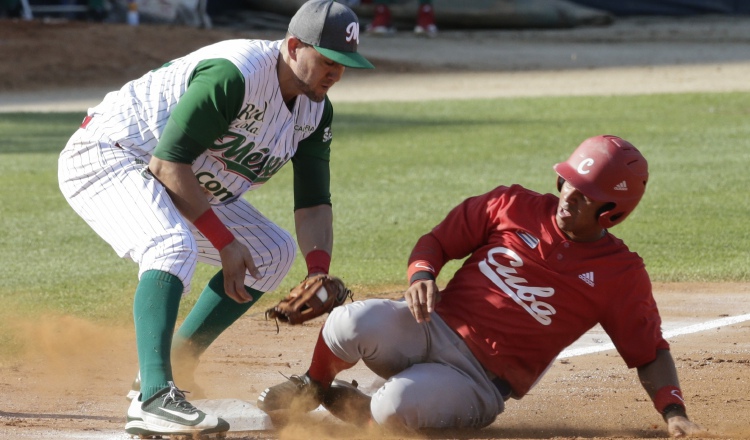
[346,22,360,44]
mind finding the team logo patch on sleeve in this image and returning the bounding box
[516,231,539,249]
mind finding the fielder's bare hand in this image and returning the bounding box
[404,279,441,323]
[219,240,261,303]
[667,415,705,438]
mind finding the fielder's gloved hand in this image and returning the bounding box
[265,274,352,327]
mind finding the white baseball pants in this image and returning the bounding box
[322,299,505,430]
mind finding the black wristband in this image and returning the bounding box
[409,271,436,285]
[662,403,687,422]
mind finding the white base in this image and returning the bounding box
[193,399,274,432]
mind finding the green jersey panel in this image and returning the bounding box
[154,59,245,164]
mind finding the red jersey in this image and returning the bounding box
[410,185,668,398]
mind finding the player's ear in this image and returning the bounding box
[287,36,304,61]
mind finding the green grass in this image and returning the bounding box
[1,93,748,331]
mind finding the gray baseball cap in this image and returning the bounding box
[288,0,374,69]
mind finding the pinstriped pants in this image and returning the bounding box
[58,127,296,294]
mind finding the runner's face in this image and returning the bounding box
[293,44,345,102]
[556,180,608,242]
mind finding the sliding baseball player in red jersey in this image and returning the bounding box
[258,135,704,438]
[58,1,372,437]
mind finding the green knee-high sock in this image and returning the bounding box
[134,270,184,400]
[172,270,264,364]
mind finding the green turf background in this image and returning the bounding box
[1,92,748,333]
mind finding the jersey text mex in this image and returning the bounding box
[86,39,332,207]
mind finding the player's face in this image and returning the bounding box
[293,43,345,102]
[556,180,608,242]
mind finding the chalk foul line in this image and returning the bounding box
[558,313,750,359]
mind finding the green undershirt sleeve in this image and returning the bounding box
[153,59,245,164]
[292,96,334,210]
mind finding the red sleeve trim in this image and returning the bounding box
[407,260,436,284]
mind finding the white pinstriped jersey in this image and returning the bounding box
[88,39,330,205]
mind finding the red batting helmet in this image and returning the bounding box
[553,135,649,228]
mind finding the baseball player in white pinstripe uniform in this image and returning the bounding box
[57,1,373,437]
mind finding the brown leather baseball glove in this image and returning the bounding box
[265,274,352,326]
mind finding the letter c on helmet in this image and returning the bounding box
[576,158,594,174]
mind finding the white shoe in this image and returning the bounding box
[125,382,229,437]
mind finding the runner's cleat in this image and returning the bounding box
[257,373,324,412]
[323,379,372,426]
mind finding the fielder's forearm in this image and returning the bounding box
[148,156,211,222]
[294,204,334,258]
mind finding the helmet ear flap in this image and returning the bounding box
[596,202,617,227]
